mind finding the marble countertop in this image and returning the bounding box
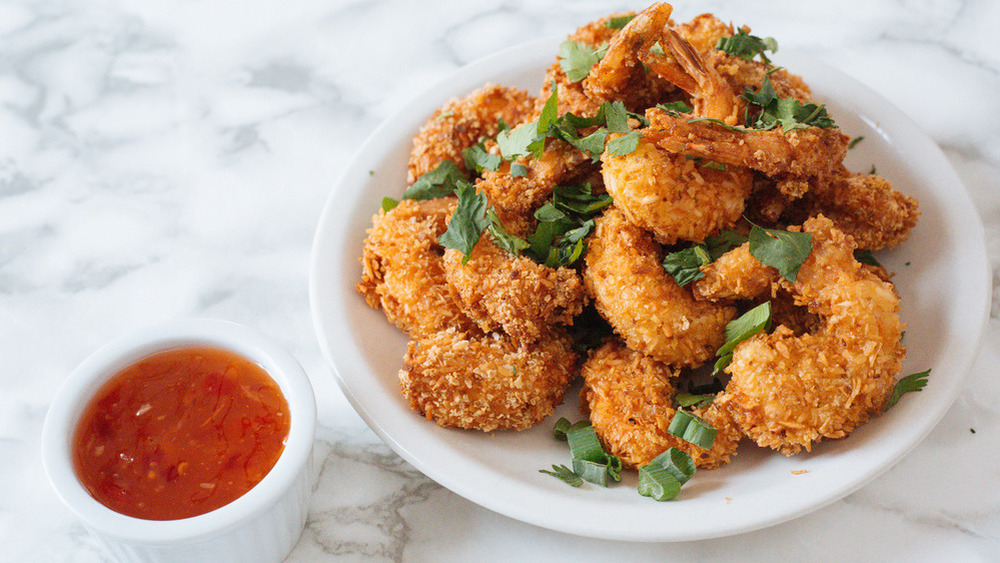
[2,0,998,560]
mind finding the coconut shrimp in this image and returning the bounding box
[357,198,477,337]
[580,338,742,469]
[704,216,905,455]
[399,327,579,431]
[476,138,596,217]
[644,106,850,198]
[585,3,744,125]
[408,83,536,184]
[582,206,735,368]
[600,133,752,245]
[794,170,920,250]
[442,234,587,344]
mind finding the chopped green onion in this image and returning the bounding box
[552,417,572,440]
[637,464,681,501]
[668,410,718,449]
[675,392,714,408]
[567,422,607,462]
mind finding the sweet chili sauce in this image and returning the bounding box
[71,345,290,520]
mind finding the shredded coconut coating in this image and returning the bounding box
[602,134,752,245]
[400,328,579,431]
[583,207,735,367]
[716,216,905,455]
[580,339,742,469]
[357,198,476,337]
[407,83,536,184]
[443,235,586,343]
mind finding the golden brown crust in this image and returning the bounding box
[601,134,752,245]
[717,216,905,454]
[357,198,477,337]
[580,339,741,469]
[400,328,579,431]
[408,83,536,184]
[443,235,586,343]
[582,207,735,367]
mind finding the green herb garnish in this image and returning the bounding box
[604,14,636,30]
[854,248,882,267]
[667,410,718,449]
[848,136,865,150]
[662,230,748,286]
[714,301,772,374]
[540,420,622,487]
[675,393,715,408]
[715,28,778,64]
[637,448,696,502]
[885,369,930,411]
[403,159,466,201]
[558,40,609,83]
[437,181,489,264]
[381,196,399,213]
[748,224,813,282]
[462,140,501,174]
[743,73,836,132]
[539,464,583,487]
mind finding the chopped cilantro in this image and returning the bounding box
[854,248,882,267]
[605,14,636,30]
[606,131,643,157]
[715,28,778,64]
[662,230,748,286]
[743,74,836,132]
[558,40,608,83]
[380,196,399,213]
[748,224,813,282]
[714,301,772,374]
[437,181,489,264]
[885,370,930,411]
[403,160,466,201]
[461,141,501,174]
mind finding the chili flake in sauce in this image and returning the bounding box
[72,345,290,520]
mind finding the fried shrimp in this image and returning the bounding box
[798,171,920,250]
[408,83,536,183]
[692,241,778,302]
[443,235,587,343]
[476,138,596,216]
[601,133,752,245]
[584,3,675,104]
[644,107,850,197]
[712,216,905,455]
[583,207,735,367]
[399,327,579,431]
[357,198,477,337]
[579,338,742,469]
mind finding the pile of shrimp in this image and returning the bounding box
[357,3,918,467]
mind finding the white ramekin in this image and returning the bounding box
[41,319,316,562]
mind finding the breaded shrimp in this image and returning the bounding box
[601,133,752,245]
[692,241,777,302]
[399,327,579,431]
[644,107,850,197]
[408,84,536,184]
[801,171,920,250]
[579,338,742,469]
[442,234,587,343]
[582,207,736,367]
[476,138,596,216]
[357,198,477,337]
[713,216,905,454]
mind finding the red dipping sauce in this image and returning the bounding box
[71,345,290,520]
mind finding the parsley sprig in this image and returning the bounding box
[661,230,748,287]
[742,73,837,132]
[715,28,778,64]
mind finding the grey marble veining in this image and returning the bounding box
[2,0,998,560]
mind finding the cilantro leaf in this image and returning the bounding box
[885,369,930,411]
[558,40,608,83]
[461,141,501,174]
[486,208,529,256]
[748,224,813,282]
[552,183,612,215]
[662,245,712,287]
[403,160,466,200]
[656,100,693,115]
[605,14,636,30]
[496,121,542,160]
[714,301,772,374]
[854,248,882,267]
[743,74,836,132]
[437,181,489,264]
[606,131,643,157]
[715,28,778,64]
[381,196,399,213]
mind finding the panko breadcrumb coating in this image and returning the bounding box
[443,235,586,343]
[400,327,579,431]
[580,339,742,469]
[716,216,905,455]
[601,134,752,245]
[357,198,476,337]
[583,206,735,367]
[407,83,536,184]
[693,241,777,302]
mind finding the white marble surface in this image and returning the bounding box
[2,0,998,560]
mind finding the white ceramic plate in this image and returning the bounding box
[309,38,990,541]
